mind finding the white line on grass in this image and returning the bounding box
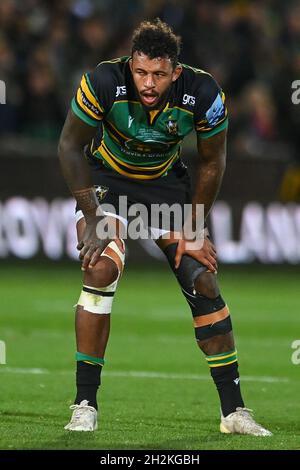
[0,367,290,383]
[105,370,290,383]
[0,367,49,374]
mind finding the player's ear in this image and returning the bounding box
[172,65,182,82]
[129,58,133,72]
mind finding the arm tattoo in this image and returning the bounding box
[73,187,100,218]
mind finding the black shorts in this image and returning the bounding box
[75,156,192,237]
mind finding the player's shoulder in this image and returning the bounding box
[180,62,221,98]
[95,56,129,74]
[89,56,129,86]
[86,56,129,108]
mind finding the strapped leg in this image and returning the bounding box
[72,215,126,415]
[162,241,244,417]
[74,240,125,410]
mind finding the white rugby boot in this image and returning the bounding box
[64,400,98,431]
[220,407,272,436]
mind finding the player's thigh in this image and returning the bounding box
[155,228,210,251]
[76,216,125,243]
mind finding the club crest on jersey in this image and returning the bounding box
[166,118,178,135]
[95,185,109,201]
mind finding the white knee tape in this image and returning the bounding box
[77,240,125,315]
[101,240,125,276]
[77,284,115,314]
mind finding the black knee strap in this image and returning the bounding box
[164,243,232,340]
[194,317,232,341]
[164,243,206,294]
[164,243,225,315]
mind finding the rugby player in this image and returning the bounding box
[58,19,271,436]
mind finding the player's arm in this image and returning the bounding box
[58,108,98,198]
[59,68,124,269]
[175,76,228,271]
[175,130,226,272]
[58,110,123,270]
[193,127,227,221]
[59,70,106,215]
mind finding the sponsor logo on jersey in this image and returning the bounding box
[206,94,225,126]
[182,93,195,106]
[116,85,127,97]
[95,185,109,201]
[124,138,171,154]
[81,91,101,116]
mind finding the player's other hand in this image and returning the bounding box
[174,236,217,273]
[77,215,124,271]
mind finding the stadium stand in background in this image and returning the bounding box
[1,0,300,199]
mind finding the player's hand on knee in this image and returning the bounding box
[77,215,124,271]
[174,237,217,273]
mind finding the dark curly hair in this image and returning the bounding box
[131,18,181,68]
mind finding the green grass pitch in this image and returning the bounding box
[0,262,300,450]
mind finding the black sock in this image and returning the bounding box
[75,361,102,410]
[210,362,244,417]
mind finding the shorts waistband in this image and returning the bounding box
[84,146,188,179]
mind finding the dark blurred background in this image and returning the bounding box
[1,0,300,263]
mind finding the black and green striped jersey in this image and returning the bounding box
[72,56,228,180]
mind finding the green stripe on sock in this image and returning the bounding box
[206,349,236,359]
[76,352,105,366]
[206,349,238,367]
[208,355,237,365]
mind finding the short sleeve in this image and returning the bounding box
[194,74,228,139]
[71,72,105,127]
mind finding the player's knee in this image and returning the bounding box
[163,242,232,341]
[194,271,220,299]
[85,257,119,287]
[77,240,125,315]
